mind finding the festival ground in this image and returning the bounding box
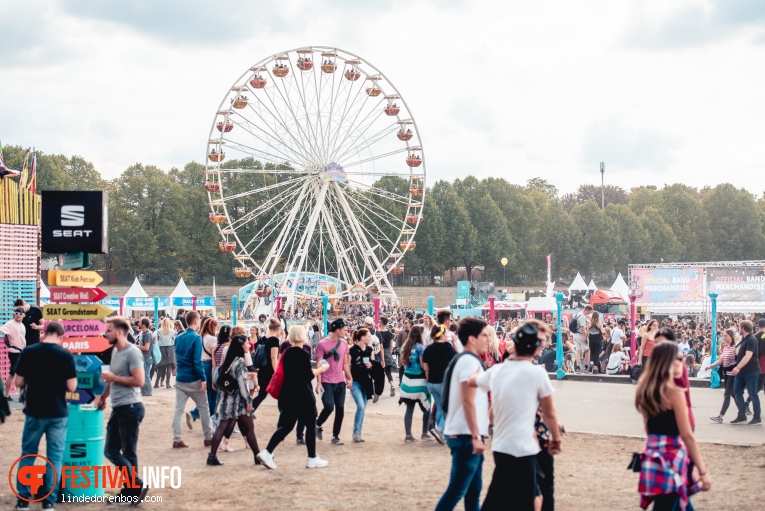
[2,382,763,510]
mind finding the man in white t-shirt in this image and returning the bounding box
[609,318,628,359]
[436,309,463,354]
[471,319,562,511]
[435,317,489,511]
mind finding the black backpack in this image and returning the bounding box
[252,341,270,369]
[569,314,580,334]
[440,352,485,418]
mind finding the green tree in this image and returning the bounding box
[431,180,477,282]
[658,184,708,261]
[606,204,651,270]
[639,206,683,263]
[537,199,577,279]
[701,184,765,260]
[628,186,661,216]
[570,201,617,275]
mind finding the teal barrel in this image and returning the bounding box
[62,404,105,498]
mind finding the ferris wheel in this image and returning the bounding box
[205,46,425,306]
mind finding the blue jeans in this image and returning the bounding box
[435,436,484,511]
[350,382,367,434]
[190,360,216,420]
[428,382,444,430]
[141,357,153,396]
[17,416,68,504]
[734,372,761,419]
[105,403,145,489]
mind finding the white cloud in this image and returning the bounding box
[1,0,764,196]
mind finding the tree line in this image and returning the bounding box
[3,145,765,287]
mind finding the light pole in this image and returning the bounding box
[600,162,605,210]
[555,292,565,380]
[501,257,508,287]
[709,292,720,389]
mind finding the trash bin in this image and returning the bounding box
[62,404,105,498]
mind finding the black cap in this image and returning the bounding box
[329,318,348,332]
[512,322,541,355]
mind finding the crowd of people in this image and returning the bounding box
[2,294,764,510]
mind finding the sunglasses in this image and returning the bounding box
[14,311,25,315]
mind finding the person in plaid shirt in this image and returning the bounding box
[635,342,711,510]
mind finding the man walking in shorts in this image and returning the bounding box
[571,305,592,373]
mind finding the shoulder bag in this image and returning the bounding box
[216,359,239,396]
[266,356,285,399]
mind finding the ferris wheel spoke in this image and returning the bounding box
[331,104,390,162]
[228,179,307,231]
[248,84,321,166]
[265,73,324,165]
[241,208,292,254]
[343,189,406,238]
[342,147,408,168]
[320,204,361,285]
[333,121,399,164]
[287,59,325,164]
[328,93,385,161]
[216,167,303,175]
[346,178,413,206]
[227,117,307,166]
[325,78,379,160]
[261,181,314,277]
[330,183,390,283]
[221,137,299,167]
[222,175,306,202]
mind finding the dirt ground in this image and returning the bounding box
[2,387,764,510]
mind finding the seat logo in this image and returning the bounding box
[61,205,85,226]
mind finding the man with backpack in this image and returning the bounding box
[570,305,592,373]
[315,318,352,445]
[435,317,490,511]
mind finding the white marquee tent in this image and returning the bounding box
[610,273,631,302]
[39,279,50,299]
[170,278,193,298]
[124,277,149,299]
[568,273,588,292]
[587,279,598,291]
[123,277,161,314]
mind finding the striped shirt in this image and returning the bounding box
[721,346,736,375]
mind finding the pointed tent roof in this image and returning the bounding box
[170,278,193,298]
[124,277,149,298]
[568,273,588,291]
[610,273,631,302]
[39,279,50,299]
[587,279,598,291]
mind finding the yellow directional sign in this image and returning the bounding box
[48,270,103,287]
[43,304,113,320]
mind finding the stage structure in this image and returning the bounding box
[628,261,765,316]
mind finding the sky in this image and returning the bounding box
[1,0,764,195]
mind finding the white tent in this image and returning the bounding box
[124,277,149,298]
[170,278,193,298]
[587,279,598,291]
[568,273,588,292]
[527,297,558,312]
[39,279,50,299]
[610,273,631,302]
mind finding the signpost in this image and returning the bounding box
[62,336,111,353]
[67,354,105,404]
[50,287,108,303]
[51,320,107,336]
[42,304,113,320]
[48,270,103,287]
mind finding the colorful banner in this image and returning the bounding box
[632,267,704,303]
[707,268,765,302]
[171,297,216,308]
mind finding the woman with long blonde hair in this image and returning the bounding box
[154,317,177,388]
[635,342,711,509]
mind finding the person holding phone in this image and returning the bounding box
[349,328,374,443]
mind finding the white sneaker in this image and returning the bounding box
[256,449,277,469]
[306,455,329,469]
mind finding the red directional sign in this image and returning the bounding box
[50,287,108,304]
[61,336,112,354]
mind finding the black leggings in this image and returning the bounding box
[720,374,736,416]
[384,365,394,383]
[589,338,603,372]
[210,415,259,457]
[266,407,317,458]
[154,366,172,386]
[251,371,273,412]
